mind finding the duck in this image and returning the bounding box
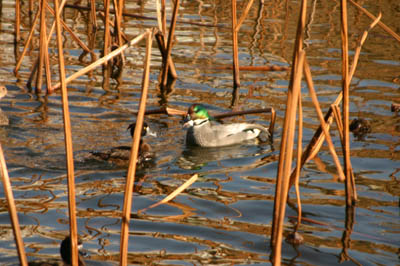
[59,236,87,266]
[183,104,270,147]
[90,122,156,166]
[28,236,86,266]
[0,86,9,126]
[349,118,371,140]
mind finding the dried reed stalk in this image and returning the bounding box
[288,12,381,190]
[51,31,149,90]
[14,4,41,74]
[271,0,307,262]
[53,0,79,263]
[46,3,94,57]
[294,92,303,231]
[304,59,345,181]
[119,29,153,266]
[36,0,47,92]
[340,0,355,205]
[15,0,21,44]
[230,0,240,106]
[348,0,400,43]
[235,0,255,31]
[272,51,305,265]
[139,174,198,213]
[160,0,180,88]
[0,144,27,265]
[155,31,177,79]
[103,0,111,89]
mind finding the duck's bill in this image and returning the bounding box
[147,128,157,137]
[183,120,194,128]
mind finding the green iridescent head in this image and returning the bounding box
[187,104,211,120]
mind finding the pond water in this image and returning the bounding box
[0,0,399,265]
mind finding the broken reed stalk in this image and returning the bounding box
[230,0,240,107]
[270,0,307,262]
[119,29,153,266]
[348,0,400,43]
[139,174,198,213]
[53,0,79,263]
[235,0,255,31]
[160,0,179,88]
[0,144,28,265]
[340,0,355,205]
[294,92,303,231]
[304,59,345,181]
[51,31,149,90]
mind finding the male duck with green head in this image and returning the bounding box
[184,104,270,147]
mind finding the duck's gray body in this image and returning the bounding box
[186,119,269,147]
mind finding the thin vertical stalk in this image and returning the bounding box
[294,92,303,231]
[155,31,177,79]
[36,0,47,92]
[15,0,21,44]
[0,144,27,265]
[161,0,179,88]
[14,5,41,74]
[161,0,167,36]
[272,51,305,265]
[43,22,53,93]
[119,30,152,266]
[271,0,307,252]
[340,0,354,205]
[53,0,78,264]
[230,0,240,106]
[304,59,345,181]
[103,0,111,89]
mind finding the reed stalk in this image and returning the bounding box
[155,31,177,78]
[14,4,40,74]
[103,0,111,89]
[15,0,21,44]
[0,144,27,265]
[294,92,303,231]
[230,0,240,106]
[160,0,179,89]
[52,31,148,90]
[119,29,153,266]
[304,59,345,181]
[340,0,355,206]
[235,0,255,31]
[46,3,94,57]
[139,174,198,213]
[270,0,307,262]
[36,0,47,92]
[53,0,79,263]
[348,0,400,43]
[288,11,380,191]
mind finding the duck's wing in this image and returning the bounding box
[212,123,269,138]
